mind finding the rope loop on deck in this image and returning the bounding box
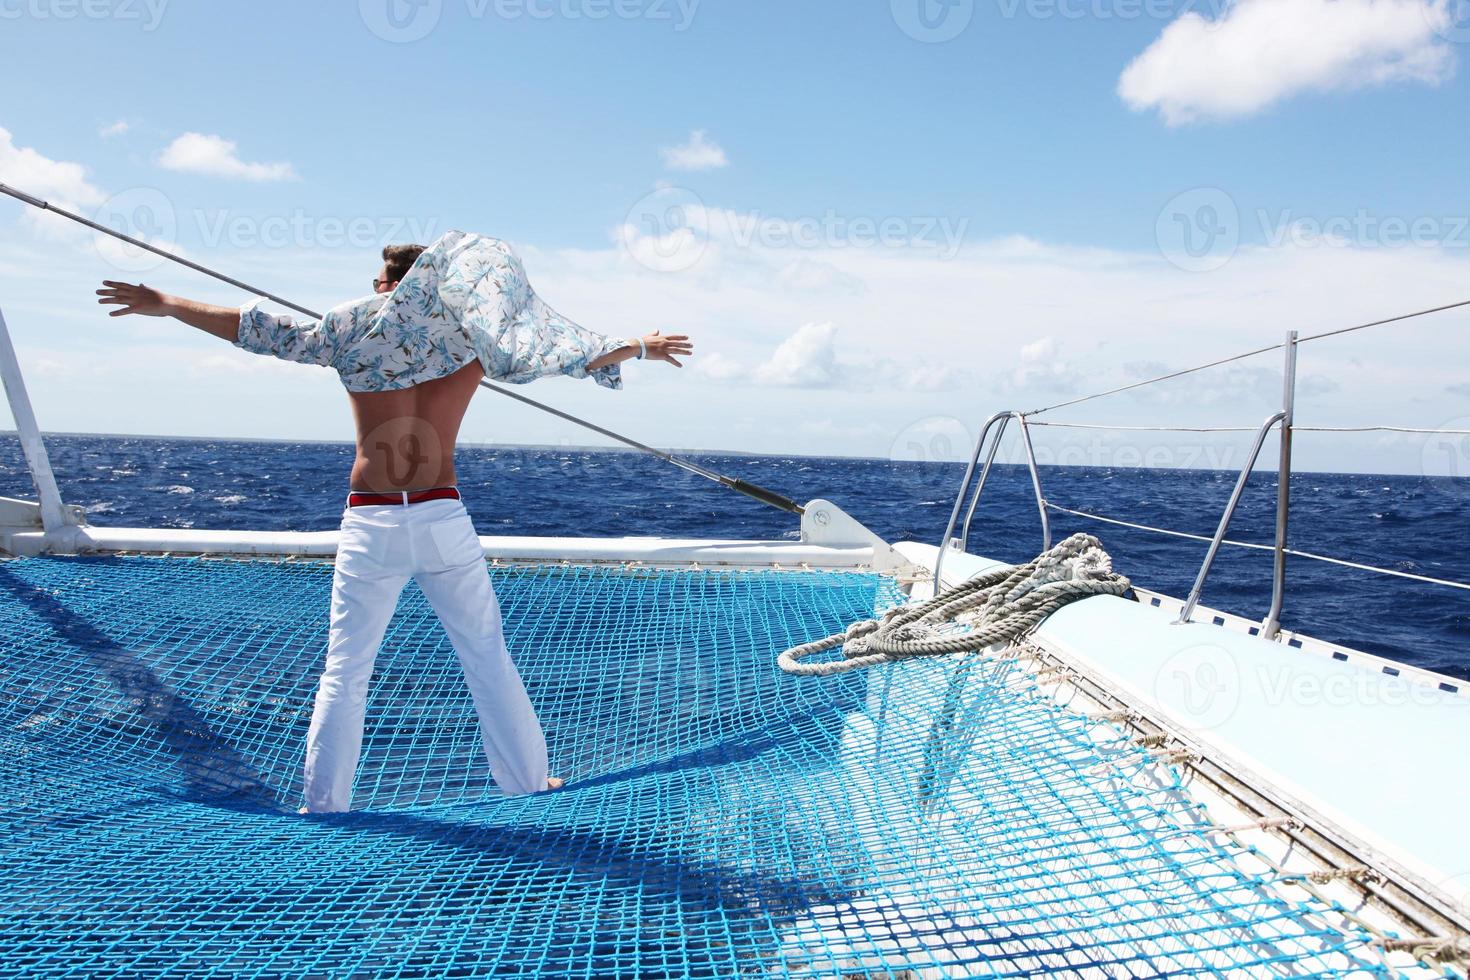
[778,532,1132,676]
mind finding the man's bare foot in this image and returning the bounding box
[298,806,310,814]
[547,776,565,791]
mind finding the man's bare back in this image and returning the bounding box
[348,360,485,492]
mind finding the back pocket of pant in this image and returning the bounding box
[428,517,484,567]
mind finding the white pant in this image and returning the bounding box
[302,496,548,812]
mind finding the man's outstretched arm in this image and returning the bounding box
[587,330,694,371]
[98,280,337,367]
[96,281,238,341]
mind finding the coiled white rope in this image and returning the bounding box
[778,532,1133,677]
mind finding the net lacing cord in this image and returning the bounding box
[1015,636,1470,974]
[1242,849,1470,969]
[906,631,1470,975]
[1018,638,1470,973]
[778,532,1132,677]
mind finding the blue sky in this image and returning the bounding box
[2,0,1469,475]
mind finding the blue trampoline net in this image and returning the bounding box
[0,555,1406,977]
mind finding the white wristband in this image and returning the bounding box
[636,338,647,360]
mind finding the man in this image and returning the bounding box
[97,232,693,813]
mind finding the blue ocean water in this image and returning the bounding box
[3,434,1466,680]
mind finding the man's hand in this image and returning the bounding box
[95,282,242,341]
[642,330,693,367]
[96,281,172,317]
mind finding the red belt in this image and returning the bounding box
[347,486,461,507]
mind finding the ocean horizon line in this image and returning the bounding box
[1,429,1461,482]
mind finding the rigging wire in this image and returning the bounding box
[1025,296,1470,419]
[1047,501,1470,593]
[1296,298,1470,344]
[1295,425,1470,435]
[1023,343,1285,418]
[1027,422,1259,432]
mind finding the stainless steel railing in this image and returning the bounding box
[936,308,1470,638]
[932,411,1051,588]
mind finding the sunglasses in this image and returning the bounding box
[372,277,391,291]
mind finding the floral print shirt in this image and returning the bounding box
[235,230,628,392]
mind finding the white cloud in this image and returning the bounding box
[188,351,313,380]
[690,320,982,393]
[0,126,106,209]
[0,129,183,265]
[1020,337,1056,362]
[693,322,844,388]
[0,126,109,241]
[1119,0,1456,124]
[99,120,130,139]
[755,322,842,387]
[1008,336,1087,393]
[157,132,297,181]
[660,130,728,171]
[691,350,750,383]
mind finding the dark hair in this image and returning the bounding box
[382,243,426,284]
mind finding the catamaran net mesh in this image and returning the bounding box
[0,555,1402,977]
